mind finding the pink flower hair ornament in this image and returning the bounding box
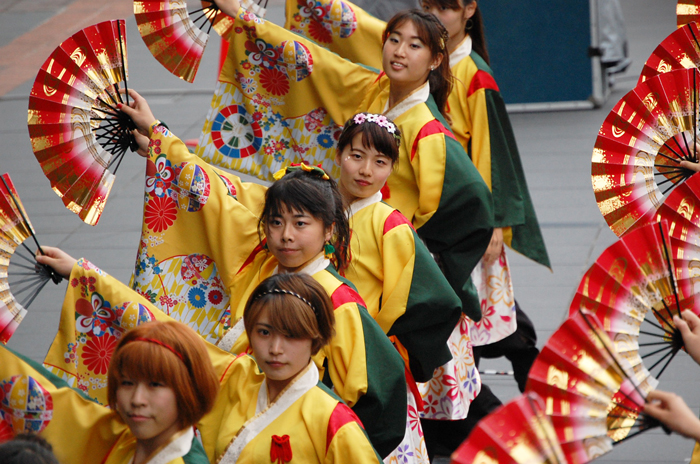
[351,112,401,147]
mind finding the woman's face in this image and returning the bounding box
[382,20,441,92]
[335,132,393,203]
[116,377,180,448]
[249,306,313,392]
[422,2,476,42]
[265,204,332,272]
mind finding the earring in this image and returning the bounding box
[324,242,335,259]
[465,18,473,31]
[430,65,435,71]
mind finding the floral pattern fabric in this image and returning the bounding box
[43,259,155,404]
[468,249,517,346]
[384,389,429,464]
[417,315,481,420]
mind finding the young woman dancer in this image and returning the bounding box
[0,320,217,464]
[34,248,385,462]
[334,112,475,462]
[214,0,493,329]
[199,273,383,463]
[284,0,549,452]
[40,92,407,458]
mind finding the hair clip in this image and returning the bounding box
[272,162,330,181]
[254,288,318,315]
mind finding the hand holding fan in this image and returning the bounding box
[0,174,62,344]
[525,310,659,464]
[27,19,138,226]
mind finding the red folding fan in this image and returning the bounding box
[27,19,138,226]
[678,1,700,27]
[525,310,660,464]
[0,174,62,344]
[134,0,269,83]
[593,67,700,236]
[639,21,700,84]
[451,392,566,464]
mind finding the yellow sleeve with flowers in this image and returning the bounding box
[132,126,267,344]
[43,259,238,405]
[284,0,385,69]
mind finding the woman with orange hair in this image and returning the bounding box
[0,320,218,464]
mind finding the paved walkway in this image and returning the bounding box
[0,1,696,463]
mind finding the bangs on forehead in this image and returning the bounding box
[115,343,178,383]
[388,15,431,47]
[250,295,320,340]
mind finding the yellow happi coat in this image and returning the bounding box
[44,128,407,457]
[0,343,207,464]
[199,354,382,463]
[197,7,492,319]
[344,192,460,382]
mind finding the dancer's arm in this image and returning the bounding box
[645,390,700,441]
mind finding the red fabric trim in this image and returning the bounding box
[380,183,391,200]
[467,70,499,96]
[383,209,414,234]
[330,284,366,309]
[374,71,385,84]
[403,365,425,412]
[236,241,265,276]
[410,120,455,161]
[326,403,364,453]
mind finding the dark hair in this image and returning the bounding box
[244,274,335,355]
[422,0,489,64]
[0,435,59,464]
[383,9,453,118]
[260,169,351,272]
[107,321,219,430]
[337,113,401,164]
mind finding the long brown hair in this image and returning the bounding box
[422,0,490,64]
[383,9,453,118]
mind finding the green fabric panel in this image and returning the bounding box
[483,90,526,228]
[417,97,494,320]
[9,347,97,403]
[388,226,461,382]
[353,308,407,458]
[485,89,551,269]
[183,435,210,464]
[323,264,406,458]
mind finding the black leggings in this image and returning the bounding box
[421,301,539,458]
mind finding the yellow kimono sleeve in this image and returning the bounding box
[284,0,384,69]
[196,7,378,181]
[43,259,235,405]
[0,344,124,464]
[144,126,265,285]
[410,132,448,229]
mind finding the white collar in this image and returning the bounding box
[132,428,193,464]
[219,362,319,463]
[383,80,430,121]
[347,192,382,219]
[272,254,330,277]
[450,35,472,67]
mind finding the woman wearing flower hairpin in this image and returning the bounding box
[41,91,408,458]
